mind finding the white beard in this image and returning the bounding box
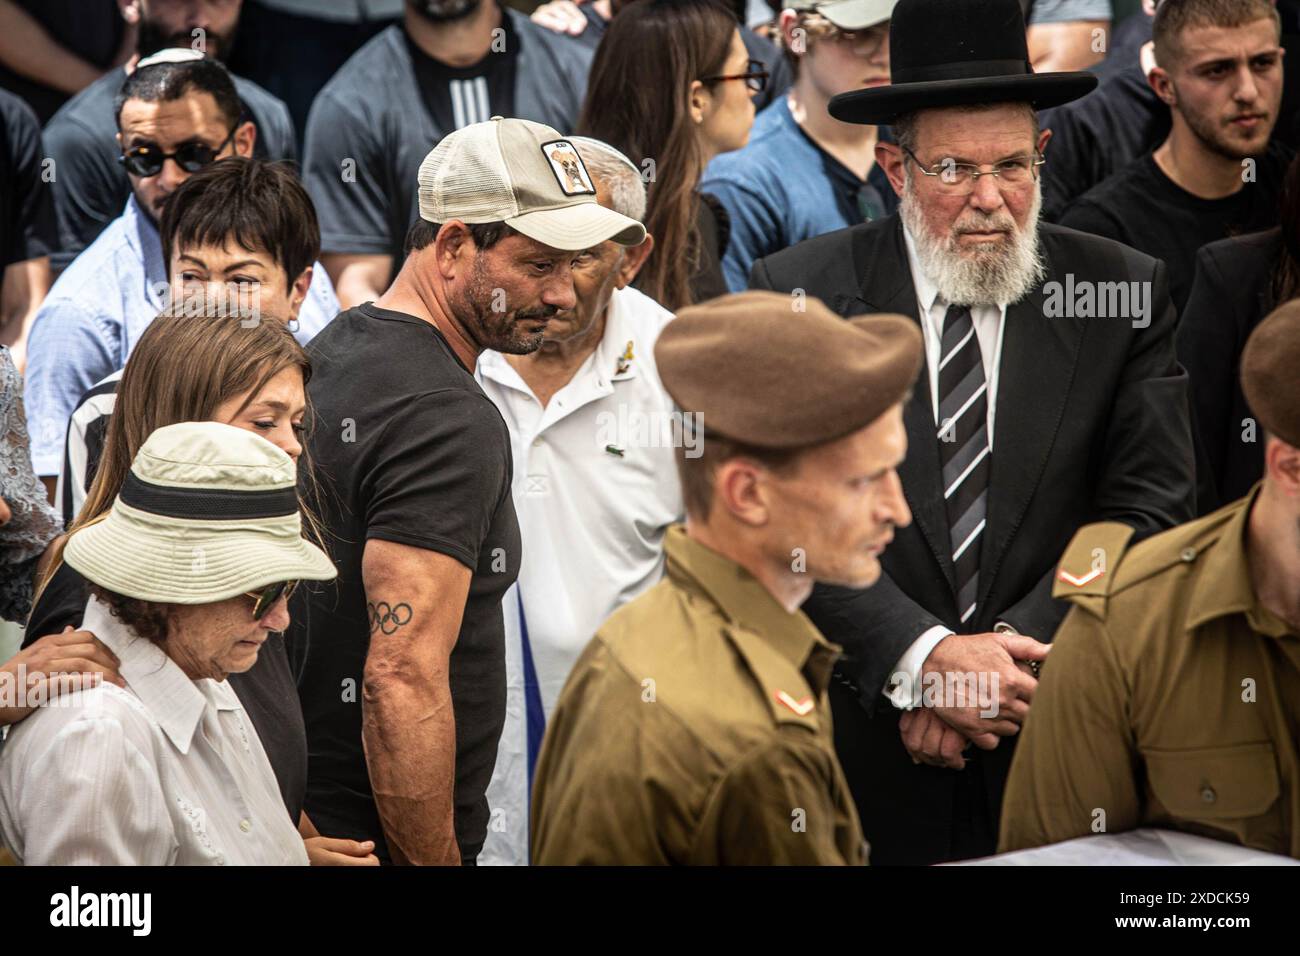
[900,179,1046,307]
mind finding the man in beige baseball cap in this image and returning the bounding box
[401,115,646,367]
[290,118,645,865]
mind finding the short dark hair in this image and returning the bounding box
[88,584,172,646]
[114,58,243,130]
[404,219,514,257]
[160,158,320,285]
[1153,0,1280,69]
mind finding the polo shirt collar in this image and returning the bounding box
[1187,483,1292,638]
[662,525,838,693]
[82,595,231,754]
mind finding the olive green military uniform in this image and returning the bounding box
[999,485,1300,857]
[530,525,868,865]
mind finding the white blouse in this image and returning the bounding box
[0,597,308,865]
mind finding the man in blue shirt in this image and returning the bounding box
[703,0,898,291]
[23,51,335,488]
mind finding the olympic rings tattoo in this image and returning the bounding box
[367,601,413,635]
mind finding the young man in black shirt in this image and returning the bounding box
[1060,0,1291,313]
[292,117,645,865]
[302,0,591,309]
[41,0,296,271]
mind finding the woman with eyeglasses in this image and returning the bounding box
[13,310,377,866]
[0,420,337,865]
[577,0,763,310]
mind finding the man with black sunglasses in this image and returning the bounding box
[113,50,255,227]
[22,51,337,501]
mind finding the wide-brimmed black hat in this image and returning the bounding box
[829,0,1098,125]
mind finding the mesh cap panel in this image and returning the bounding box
[417,122,519,224]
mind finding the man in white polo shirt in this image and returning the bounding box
[476,138,681,865]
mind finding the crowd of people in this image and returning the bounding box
[0,0,1297,866]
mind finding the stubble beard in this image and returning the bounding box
[464,256,550,355]
[1182,100,1272,162]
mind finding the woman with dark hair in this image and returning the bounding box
[577,0,762,310]
[12,310,377,866]
[1177,151,1300,514]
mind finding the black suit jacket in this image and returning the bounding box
[750,215,1195,863]
[1177,228,1282,515]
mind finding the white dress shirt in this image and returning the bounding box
[475,285,684,865]
[884,225,1010,709]
[0,597,309,865]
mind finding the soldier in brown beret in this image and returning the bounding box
[529,291,922,865]
[1000,301,1300,858]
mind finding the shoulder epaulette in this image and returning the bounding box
[1051,521,1135,618]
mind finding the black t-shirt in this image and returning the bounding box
[290,304,519,864]
[23,562,308,825]
[41,67,297,270]
[1038,60,1169,223]
[405,15,517,134]
[0,89,56,285]
[1058,143,1294,313]
[0,0,124,124]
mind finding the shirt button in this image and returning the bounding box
[532,437,542,447]
[1200,786,1217,804]
[1180,547,1197,562]
[239,819,252,833]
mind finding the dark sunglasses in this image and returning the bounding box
[701,59,770,94]
[243,580,299,620]
[118,124,239,178]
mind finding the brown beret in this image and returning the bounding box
[655,290,924,449]
[1241,300,1300,448]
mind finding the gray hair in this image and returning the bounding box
[569,136,647,223]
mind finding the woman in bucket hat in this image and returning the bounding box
[0,419,336,865]
[6,312,374,865]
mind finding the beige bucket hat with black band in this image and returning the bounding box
[63,421,336,605]
[417,117,647,251]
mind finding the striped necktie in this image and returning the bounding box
[937,304,990,627]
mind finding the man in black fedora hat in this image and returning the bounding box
[751,0,1196,864]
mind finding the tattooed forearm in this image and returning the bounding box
[367,601,413,635]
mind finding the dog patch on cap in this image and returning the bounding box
[541,140,596,196]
